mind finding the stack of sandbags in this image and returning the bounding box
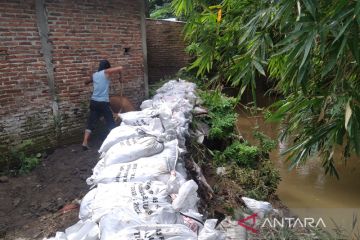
[45,79,225,240]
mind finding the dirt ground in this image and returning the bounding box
[0,138,102,240]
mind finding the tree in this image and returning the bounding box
[147,0,174,19]
[173,0,360,177]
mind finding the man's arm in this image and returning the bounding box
[104,66,123,77]
[85,76,93,85]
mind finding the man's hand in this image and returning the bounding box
[105,66,123,76]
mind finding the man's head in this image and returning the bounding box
[98,60,111,71]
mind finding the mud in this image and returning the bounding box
[0,139,102,240]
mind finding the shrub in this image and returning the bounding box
[213,140,260,168]
[0,140,41,175]
[199,90,238,140]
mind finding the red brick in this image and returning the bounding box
[0,0,145,148]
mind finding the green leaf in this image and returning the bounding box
[345,101,352,130]
[267,101,292,122]
[337,34,348,59]
[321,50,337,77]
[355,0,360,24]
[209,5,222,10]
[300,32,314,68]
[252,60,266,76]
[302,0,316,19]
[332,16,353,44]
[347,24,360,64]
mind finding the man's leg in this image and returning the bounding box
[82,129,92,150]
[82,101,99,149]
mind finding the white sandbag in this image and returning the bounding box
[44,220,99,240]
[120,108,159,120]
[158,104,173,121]
[65,220,99,240]
[140,99,153,109]
[242,197,273,218]
[87,140,179,185]
[198,219,225,240]
[121,117,158,127]
[152,96,193,113]
[119,109,159,126]
[103,136,164,166]
[99,126,144,154]
[80,181,169,221]
[165,170,186,194]
[80,189,176,223]
[156,80,196,95]
[171,180,199,212]
[172,99,194,114]
[161,117,185,132]
[100,222,197,240]
[99,121,164,154]
[99,210,145,240]
[175,161,188,180]
[155,80,179,94]
[180,210,204,233]
[157,129,178,142]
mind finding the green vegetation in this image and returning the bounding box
[172,0,360,177]
[253,129,277,153]
[147,0,174,19]
[199,89,237,139]
[213,141,259,168]
[0,140,42,175]
[190,89,280,202]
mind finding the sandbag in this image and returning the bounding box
[80,181,169,221]
[242,197,273,218]
[100,221,197,240]
[140,99,153,109]
[180,210,204,233]
[65,220,99,240]
[119,109,159,126]
[103,136,164,166]
[44,220,99,240]
[198,219,225,240]
[99,120,164,154]
[152,96,193,113]
[80,191,176,223]
[87,140,179,186]
[156,80,196,95]
[120,108,159,119]
[171,180,199,212]
[98,210,145,240]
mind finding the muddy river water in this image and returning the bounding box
[237,113,360,232]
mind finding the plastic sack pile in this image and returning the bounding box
[45,80,225,240]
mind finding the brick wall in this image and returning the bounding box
[146,19,190,84]
[0,0,146,150]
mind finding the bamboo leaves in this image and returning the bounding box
[173,0,360,176]
[345,100,352,130]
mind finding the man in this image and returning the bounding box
[82,60,123,150]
